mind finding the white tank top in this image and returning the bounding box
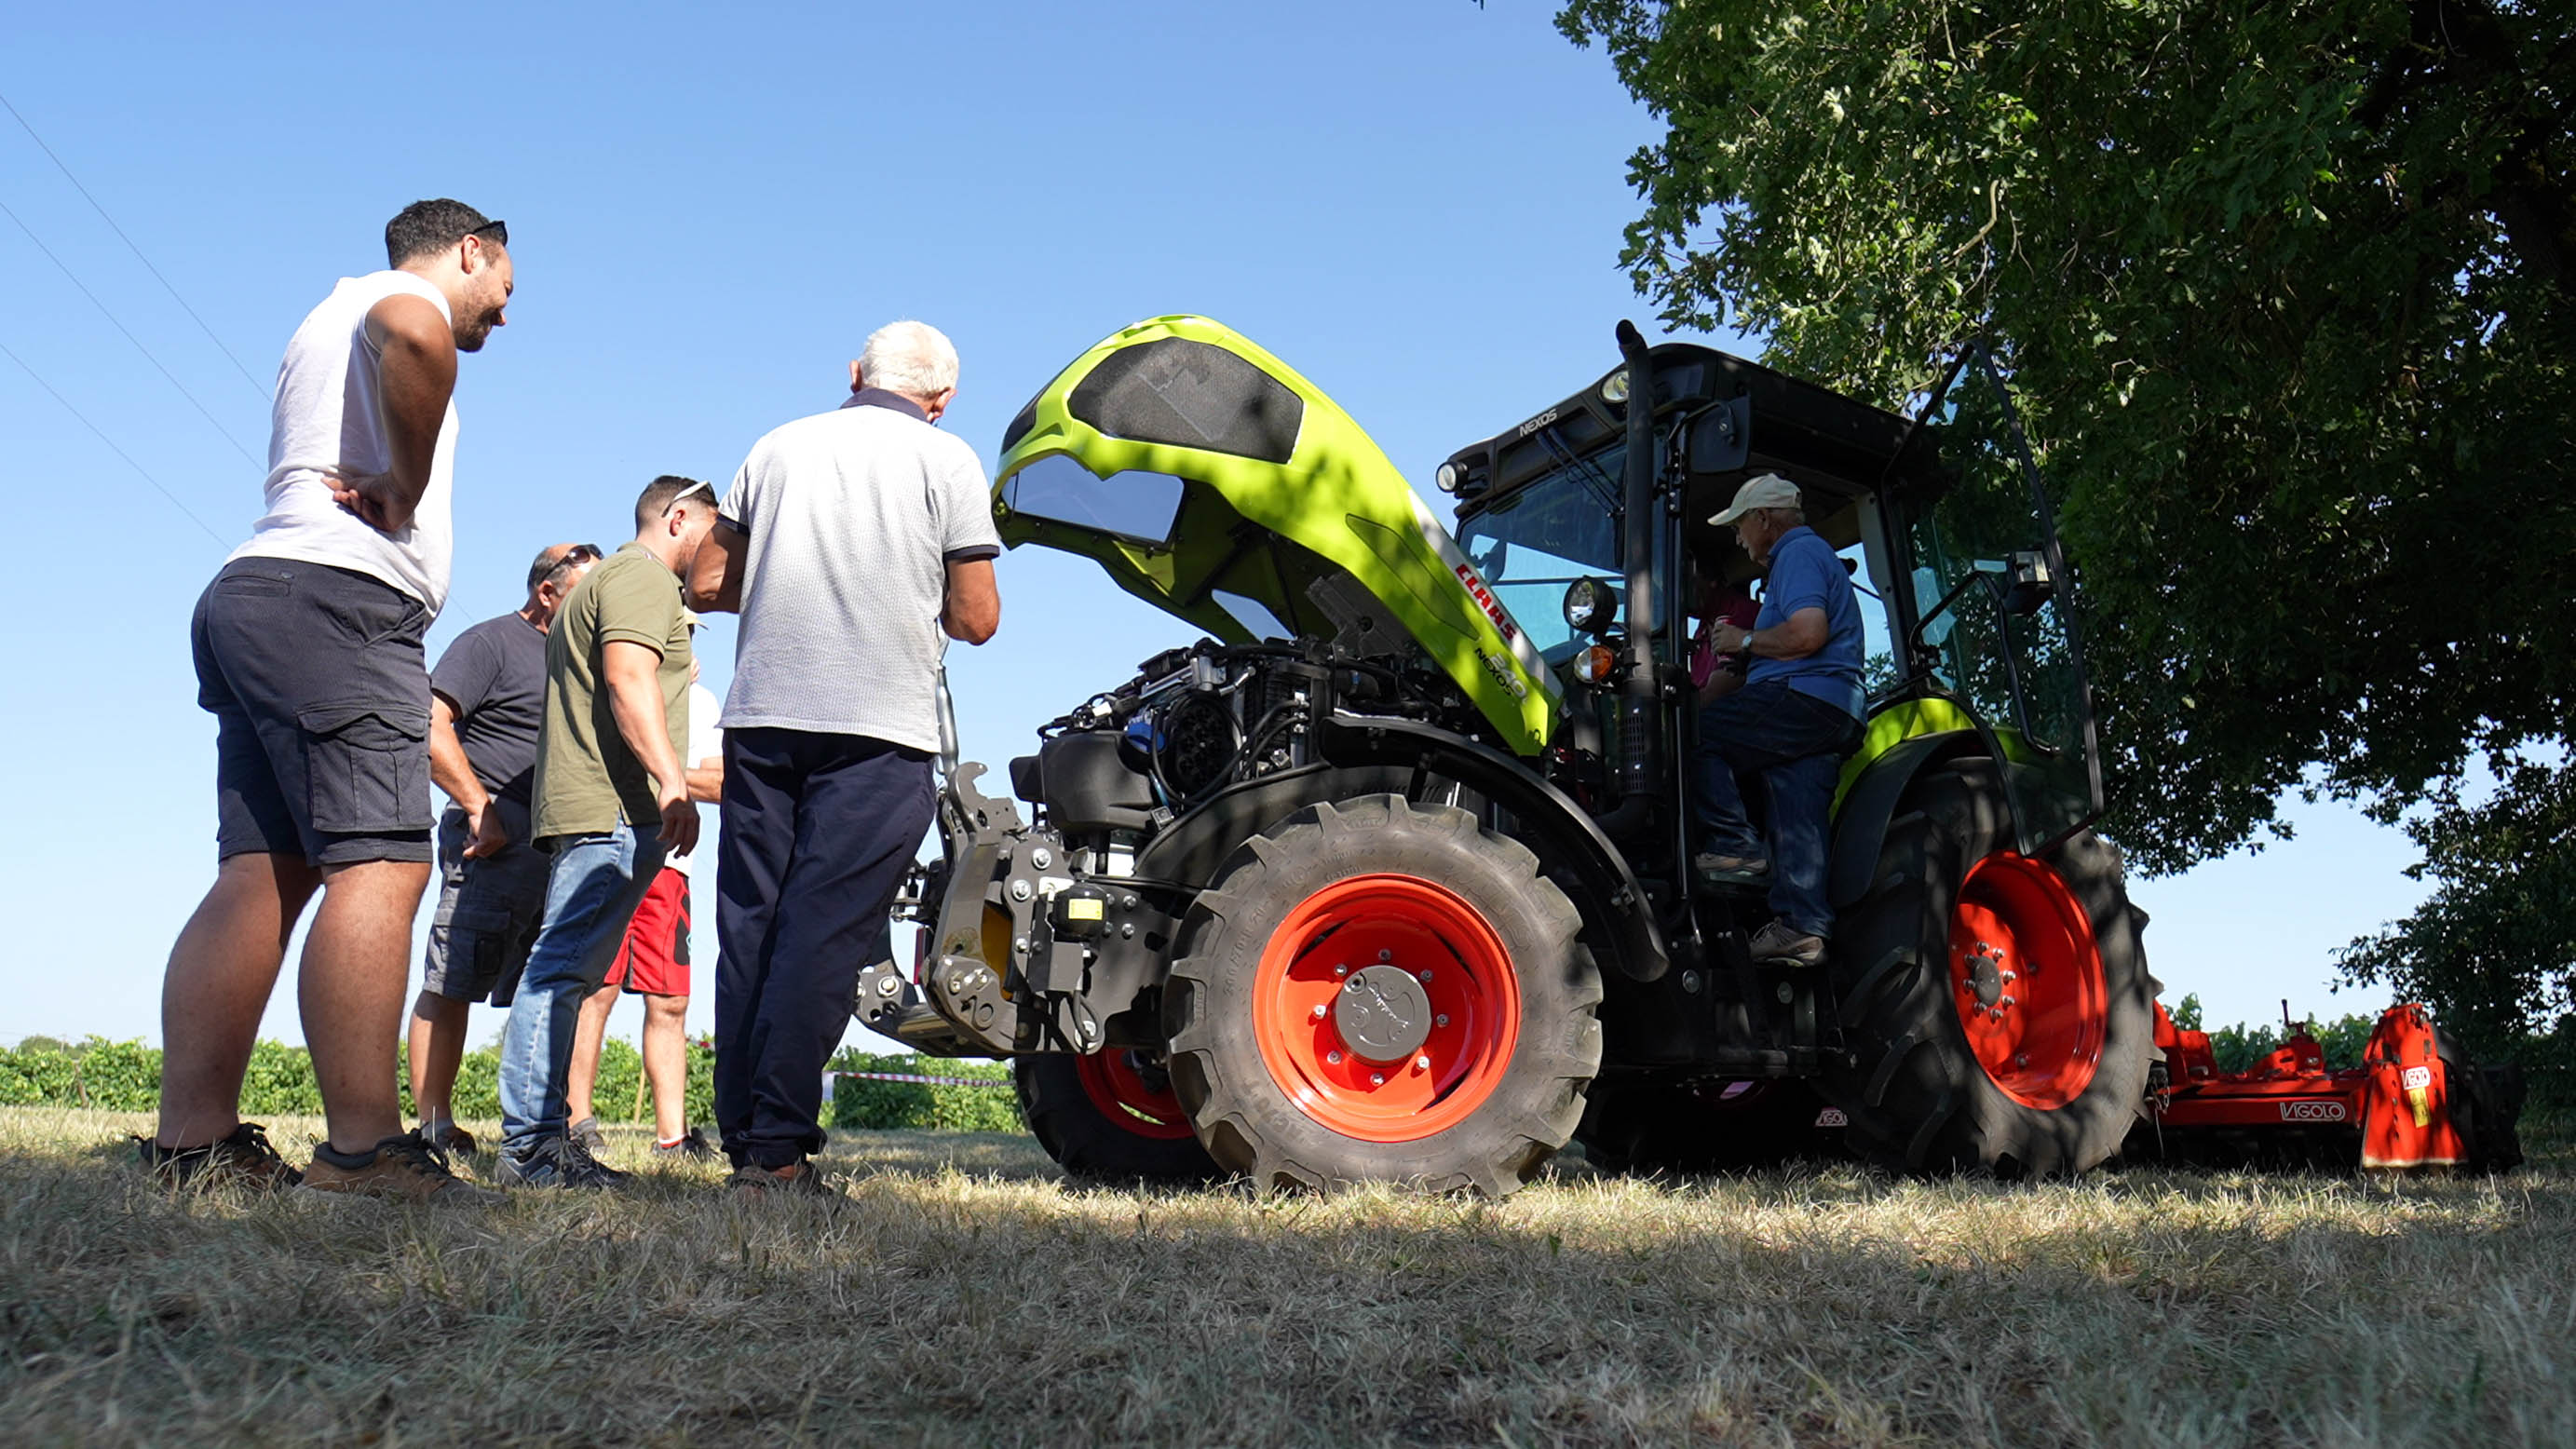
[229,269,458,614]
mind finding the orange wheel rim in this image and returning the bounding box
[1250,873,1523,1144]
[1073,1050,1198,1141]
[1947,853,2107,1109]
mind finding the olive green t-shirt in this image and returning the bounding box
[532,543,693,841]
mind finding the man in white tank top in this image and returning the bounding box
[146,199,516,1203]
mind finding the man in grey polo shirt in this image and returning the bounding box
[689,319,1002,1194]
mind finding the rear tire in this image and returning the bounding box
[1015,1050,1219,1184]
[1163,795,1603,1197]
[1824,759,2158,1176]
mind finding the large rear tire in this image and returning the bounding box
[1825,759,2158,1176]
[1163,795,1604,1197]
[1015,1050,1220,1184]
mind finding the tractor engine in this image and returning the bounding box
[1010,639,1454,872]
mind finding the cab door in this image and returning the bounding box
[1892,343,2106,854]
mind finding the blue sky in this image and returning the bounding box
[0,2,2418,1050]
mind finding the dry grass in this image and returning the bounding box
[1,1108,2569,1447]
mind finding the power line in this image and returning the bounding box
[0,194,264,467]
[0,88,272,401]
[0,333,228,547]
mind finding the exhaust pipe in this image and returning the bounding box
[1595,319,1660,839]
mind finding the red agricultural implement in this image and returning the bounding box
[2123,1000,2526,1171]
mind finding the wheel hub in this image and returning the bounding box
[1332,964,1434,1063]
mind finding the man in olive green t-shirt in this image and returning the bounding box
[495,475,718,1187]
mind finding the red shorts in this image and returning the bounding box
[604,867,690,996]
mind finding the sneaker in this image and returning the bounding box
[567,1116,609,1155]
[652,1127,719,1162]
[422,1119,479,1157]
[135,1121,303,1192]
[1747,919,1827,968]
[495,1133,630,1190]
[729,1158,837,1198]
[301,1130,504,1204]
[1694,851,1771,884]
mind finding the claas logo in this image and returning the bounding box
[1454,563,1520,646]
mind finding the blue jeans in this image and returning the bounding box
[497,823,666,1157]
[1694,682,1861,939]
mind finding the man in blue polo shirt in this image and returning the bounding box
[1694,473,1866,968]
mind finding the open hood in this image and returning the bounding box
[992,315,1558,754]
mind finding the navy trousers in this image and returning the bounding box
[715,727,935,1169]
[1693,682,1861,939]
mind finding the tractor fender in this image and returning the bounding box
[1313,711,1669,983]
[1131,762,1418,891]
[1827,730,1985,910]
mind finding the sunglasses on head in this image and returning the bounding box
[467,218,508,248]
[543,543,603,580]
[663,480,716,514]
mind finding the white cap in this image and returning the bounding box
[1709,472,1802,526]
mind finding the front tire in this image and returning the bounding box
[1015,1050,1220,1184]
[1825,759,2158,1176]
[1163,795,1604,1197]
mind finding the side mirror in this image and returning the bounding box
[2002,550,2055,616]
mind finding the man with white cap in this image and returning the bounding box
[1695,473,1865,968]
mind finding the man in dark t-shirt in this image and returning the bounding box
[405,542,600,1154]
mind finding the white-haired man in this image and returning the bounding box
[688,320,1002,1194]
[1694,474,1865,968]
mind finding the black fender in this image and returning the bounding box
[1826,730,1985,909]
[1313,711,1668,983]
[1130,763,1418,891]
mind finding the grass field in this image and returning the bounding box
[2,1108,2569,1447]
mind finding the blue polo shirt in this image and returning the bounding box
[1746,525,1864,718]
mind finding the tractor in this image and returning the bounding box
[857,314,2509,1192]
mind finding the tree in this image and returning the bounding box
[1556,0,2575,1055]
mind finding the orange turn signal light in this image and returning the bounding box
[1575,645,1618,685]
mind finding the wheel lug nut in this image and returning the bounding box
[2015,1054,2029,1068]
[1326,1050,1343,1065]
[1334,964,1349,977]
[1311,1004,1327,1020]
[1369,1073,1385,1086]
[1414,1055,1430,1070]
[1417,969,1433,983]
[1377,950,1392,963]
[1435,1014,1450,1027]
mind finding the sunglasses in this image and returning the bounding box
[663,479,717,514]
[543,543,603,580]
[467,218,508,248]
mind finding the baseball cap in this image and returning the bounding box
[1709,473,1803,526]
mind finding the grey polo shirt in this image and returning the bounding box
[716,389,1002,752]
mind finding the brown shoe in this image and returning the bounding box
[729,1158,837,1198]
[136,1121,303,1191]
[300,1130,506,1205]
[423,1119,479,1157]
[1747,919,1827,968]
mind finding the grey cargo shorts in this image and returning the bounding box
[191,557,434,867]
[421,801,550,1006]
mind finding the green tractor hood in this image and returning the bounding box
[992,315,1559,753]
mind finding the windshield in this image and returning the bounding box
[1001,453,1188,546]
[1457,440,1627,663]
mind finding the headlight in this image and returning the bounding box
[1435,461,1462,494]
[1600,368,1631,405]
[1563,576,1617,633]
